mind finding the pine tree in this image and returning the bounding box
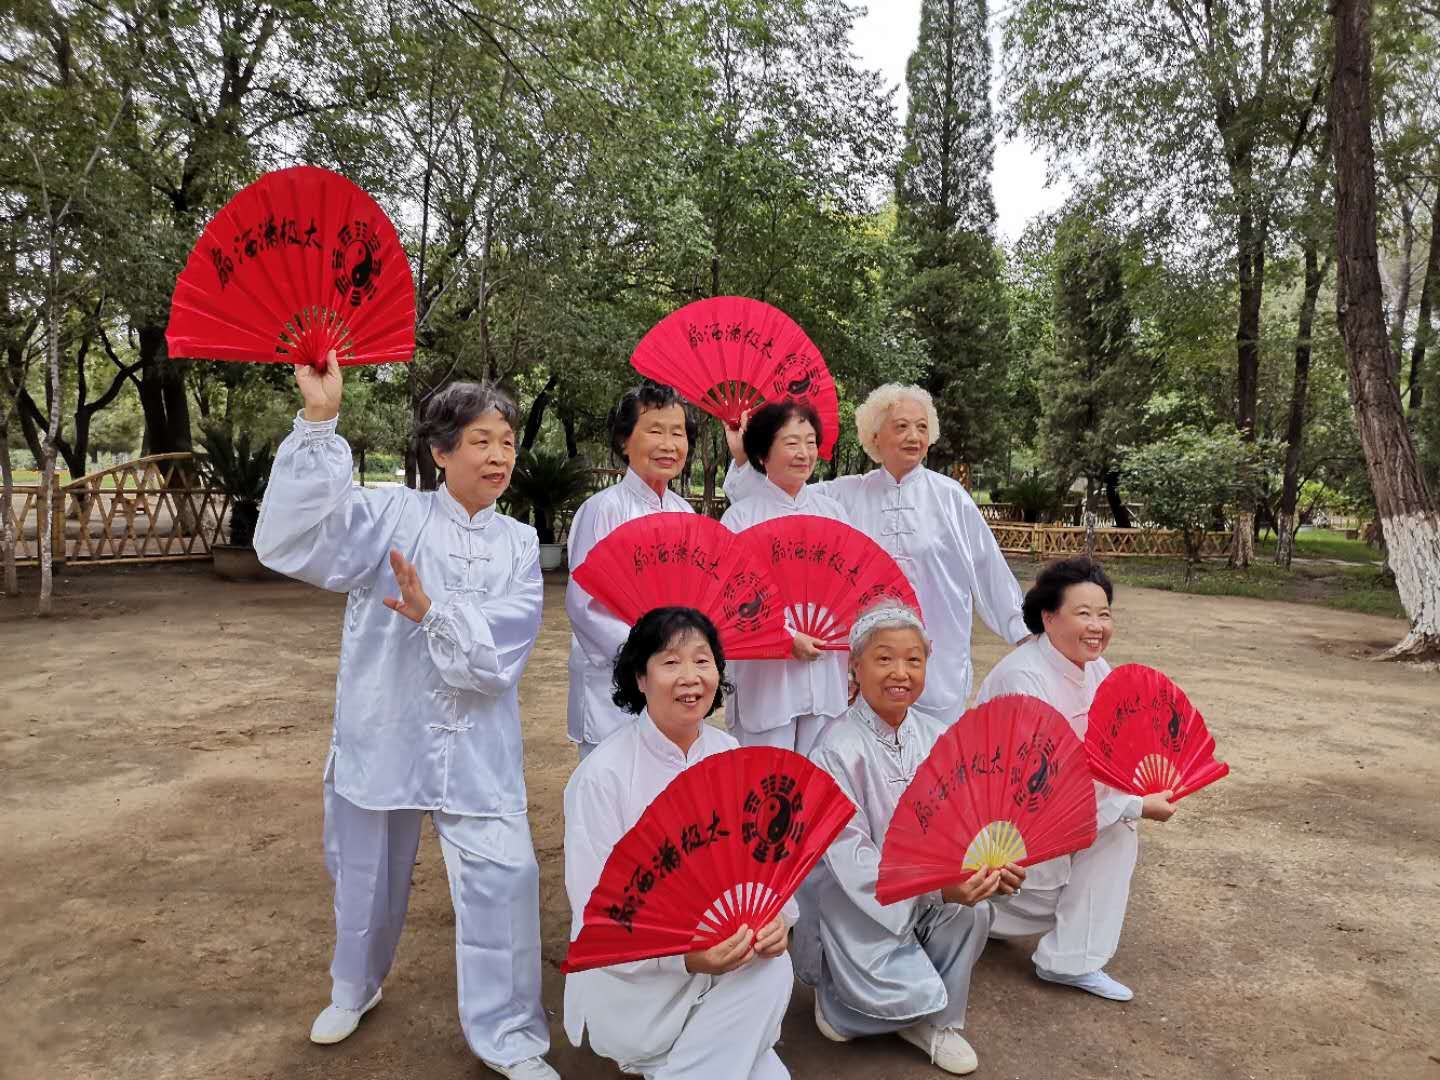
[895,0,1011,469]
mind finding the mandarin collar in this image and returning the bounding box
[437,484,497,530]
[638,709,710,768]
[621,467,670,511]
[1038,633,1088,687]
[759,475,810,510]
[852,695,910,749]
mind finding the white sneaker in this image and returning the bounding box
[308,988,382,1044]
[814,996,851,1043]
[1037,966,1134,1001]
[482,1057,560,1080]
[898,1020,978,1075]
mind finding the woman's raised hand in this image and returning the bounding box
[296,351,343,422]
[753,915,789,958]
[1141,790,1178,822]
[941,866,1003,907]
[790,632,822,662]
[383,549,432,623]
[724,408,750,465]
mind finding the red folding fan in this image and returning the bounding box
[739,515,921,650]
[1086,664,1230,802]
[571,513,793,660]
[167,165,415,369]
[563,746,855,973]
[629,297,841,459]
[876,695,1098,905]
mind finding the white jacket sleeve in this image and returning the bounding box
[564,770,689,977]
[253,413,407,592]
[418,532,544,695]
[565,498,637,668]
[955,489,1028,645]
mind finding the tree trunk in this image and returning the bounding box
[0,411,17,597]
[522,372,558,451]
[561,408,579,459]
[1230,200,1266,568]
[38,258,63,615]
[136,325,193,454]
[1103,468,1132,528]
[357,447,368,488]
[1331,0,1440,659]
[1408,180,1440,412]
[1276,240,1326,568]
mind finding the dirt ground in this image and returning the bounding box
[2,562,1437,1080]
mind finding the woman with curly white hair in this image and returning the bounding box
[725,383,1029,724]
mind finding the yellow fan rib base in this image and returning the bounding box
[962,820,1027,871]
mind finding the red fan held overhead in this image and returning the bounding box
[571,513,793,660]
[629,297,841,459]
[1086,664,1230,801]
[563,747,855,973]
[740,516,921,650]
[877,695,1098,906]
[167,165,415,369]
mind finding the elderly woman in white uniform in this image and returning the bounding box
[563,606,795,1079]
[725,384,1027,724]
[974,557,1177,1002]
[567,384,697,759]
[719,400,849,756]
[255,357,557,1080]
[797,603,1024,1076]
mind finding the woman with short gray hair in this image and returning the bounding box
[793,600,1023,1075]
[253,355,558,1080]
[725,382,1028,724]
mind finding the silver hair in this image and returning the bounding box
[848,601,932,658]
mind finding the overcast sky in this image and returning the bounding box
[847,0,1071,241]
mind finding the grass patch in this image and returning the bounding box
[1255,527,1379,565]
[1096,558,1405,620]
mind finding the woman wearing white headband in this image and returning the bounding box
[794,603,1024,1076]
[725,384,1028,725]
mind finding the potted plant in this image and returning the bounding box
[505,447,592,571]
[198,424,279,581]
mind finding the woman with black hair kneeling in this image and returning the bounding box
[562,607,795,1079]
[973,557,1178,1003]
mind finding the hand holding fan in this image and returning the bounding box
[1085,664,1230,801]
[168,165,415,369]
[571,512,793,660]
[629,297,841,459]
[563,747,855,973]
[739,515,921,650]
[877,695,1098,906]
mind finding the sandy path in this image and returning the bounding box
[1,563,1436,1080]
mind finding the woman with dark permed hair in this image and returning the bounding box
[972,556,1178,1006]
[561,607,796,1079]
[565,383,698,760]
[254,354,558,1079]
[718,400,851,756]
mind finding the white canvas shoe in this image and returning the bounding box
[898,1020,979,1075]
[482,1056,560,1080]
[308,988,382,1044]
[1037,967,1134,1001]
[814,996,852,1043]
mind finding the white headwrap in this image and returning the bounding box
[848,601,931,657]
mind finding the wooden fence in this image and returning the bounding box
[991,523,1233,560]
[6,454,229,567]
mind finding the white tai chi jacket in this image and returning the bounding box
[562,712,798,1060]
[719,476,850,734]
[726,461,1027,720]
[973,635,1143,890]
[566,470,694,747]
[255,412,543,817]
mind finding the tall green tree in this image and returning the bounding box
[896,0,1011,467]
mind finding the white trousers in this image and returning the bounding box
[733,713,830,758]
[322,762,549,1065]
[988,819,1139,976]
[601,955,794,1080]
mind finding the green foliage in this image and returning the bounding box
[996,470,1067,523]
[1121,427,1255,561]
[197,425,274,549]
[506,448,592,545]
